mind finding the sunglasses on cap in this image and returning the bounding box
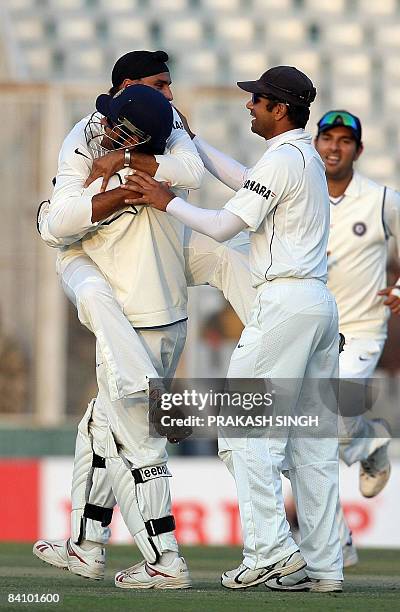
[252,93,289,106]
[318,111,359,131]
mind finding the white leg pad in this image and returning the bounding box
[71,400,115,545]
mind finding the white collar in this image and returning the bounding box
[265,128,311,152]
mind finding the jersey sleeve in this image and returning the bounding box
[166,197,248,242]
[153,108,205,190]
[46,137,101,240]
[223,150,293,231]
[193,136,248,192]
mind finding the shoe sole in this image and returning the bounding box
[67,560,104,581]
[361,465,391,498]
[267,581,342,593]
[221,556,307,590]
[115,577,192,590]
[33,546,68,570]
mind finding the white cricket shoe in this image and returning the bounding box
[266,569,343,592]
[221,550,306,590]
[360,442,391,498]
[342,536,359,568]
[33,539,68,570]
[115,556,191,590]
[66,539,105,580]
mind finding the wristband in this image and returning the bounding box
[123,148,131,168]
[391,286,400,298]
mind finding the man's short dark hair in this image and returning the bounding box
[266,97,310,129]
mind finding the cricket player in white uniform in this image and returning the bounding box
[124,66,343,593]
[34,51,252,589]
[314,110,400,566]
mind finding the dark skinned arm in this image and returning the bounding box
[91,185,141,222]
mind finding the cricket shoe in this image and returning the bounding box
[115,556,191,589]
[360,422,391,498]
[266,569,343,592]
[33,539,68,570]
[34,538,105,580]
[66,539,105,580]
[342,535,358,568]
[221,550,306,590]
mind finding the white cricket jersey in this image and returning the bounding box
[39,108,204,327]
[224,129,330,287]
[327,172,400,340]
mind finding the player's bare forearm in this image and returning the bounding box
[91,186,139,222]
[121,170,174,211]
[131,152,159,177]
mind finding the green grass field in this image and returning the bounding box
[0,544,399,612]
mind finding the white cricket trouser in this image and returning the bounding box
[336,336,388,549]
[219,279,343,580]
[338,336,387,465]
[82,321,186,553]
[59,254,158,400]
[184,229,254,325]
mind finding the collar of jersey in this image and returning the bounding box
[265,128,310,152]
[342,171,362,200]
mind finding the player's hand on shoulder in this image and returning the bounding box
[122,170,175,211]
[377,285,400,315]
[84,149,125,192]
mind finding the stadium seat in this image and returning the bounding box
[148,0,189,11]
[375,25,400,48]
[330,84,371,115]
[229,52,268,81]
[331,54,372,81]
[323,23,364,47]
[383,87,400,113]
[253,0,293,10]
[358,0,398,16]
[303,0,346,13]
[176,51,219,85]
[25,46,52,75]
[47,0,87,9]
[201,0,242,11]
[57,17,96,42]
[64,48,105,78]
[13,17,44,42]
[107,17,151,45]
[161,18,204,47]
[214,17,255,44]
[382,55,400,81]
[358,155,396,182]
[265,20,307,46]
[278,50,320,81]
[7,0,37,11]
[97,0,139,10]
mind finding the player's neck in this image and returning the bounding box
[327,171,353,198]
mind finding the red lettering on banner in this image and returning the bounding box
[0,460,39,541]
[221,502,241,545]
[172,501,207,544]
[343,503,371,535]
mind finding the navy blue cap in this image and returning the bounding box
[96,84,173,154]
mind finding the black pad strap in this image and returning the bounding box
[83,503,113,527]
[92,453,106,468]
[145,515,175,537]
